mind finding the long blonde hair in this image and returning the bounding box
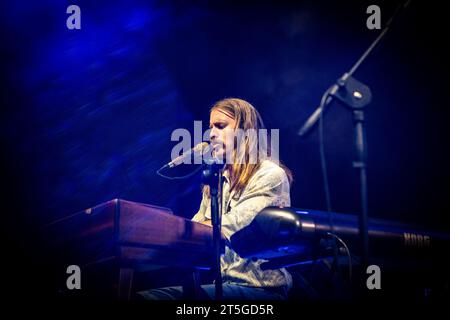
[204,98,292,198]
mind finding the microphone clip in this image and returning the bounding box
[331,73,372,110]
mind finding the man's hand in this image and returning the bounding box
[200,219,212,226]
[200,219,228,242]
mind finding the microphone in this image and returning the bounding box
[167,142,210,168]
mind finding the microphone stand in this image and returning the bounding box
[298,0,411,286]
[201,161,223,300]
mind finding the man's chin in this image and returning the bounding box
[212,150,225,162]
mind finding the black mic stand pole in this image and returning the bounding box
[298,0,412,286]
[201,160,223,300]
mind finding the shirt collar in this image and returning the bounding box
[222,168,230,184]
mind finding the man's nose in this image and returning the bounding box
[210,127,218,141]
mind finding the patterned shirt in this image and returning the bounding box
[192,160,293,289]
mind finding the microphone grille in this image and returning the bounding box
[193,142,210,153]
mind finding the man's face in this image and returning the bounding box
[209,109,237,162]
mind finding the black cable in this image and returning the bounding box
[318,88,333,213]
[326,232,352,280]
[317,86,342,278]
[156,163,204,180]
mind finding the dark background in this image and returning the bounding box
[1,0,449,301]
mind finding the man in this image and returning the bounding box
[139,98,293,300]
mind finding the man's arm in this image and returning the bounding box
[220,165,290,242]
